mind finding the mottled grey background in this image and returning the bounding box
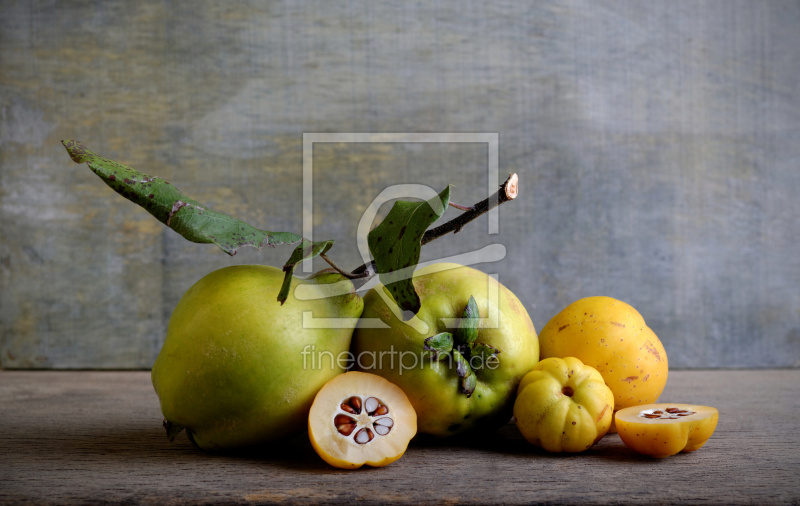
[1,1,798,369]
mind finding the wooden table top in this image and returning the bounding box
[0,370,798,505]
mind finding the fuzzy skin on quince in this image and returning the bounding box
[351,263,539,437]
[151,265,363,450]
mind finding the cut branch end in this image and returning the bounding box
[504,173,519,200]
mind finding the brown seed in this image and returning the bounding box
[334,414,355,426]
[666,407,681,413]
[340,403,357,414]
[373,405,389,416]
[653,410,663,415]
[643,413,661,419]
[347,396,362,414]
[337,423,356,436]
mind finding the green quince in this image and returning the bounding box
[350,263,539,436]
[151,265,363,450]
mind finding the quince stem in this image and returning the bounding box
[422,172,518,241]
[344,173,519,284]
[319,253,370,280]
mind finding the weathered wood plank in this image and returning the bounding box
[0,370,797,504]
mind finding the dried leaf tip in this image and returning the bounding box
[61,139,90,164]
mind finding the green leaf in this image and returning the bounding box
[453,349,471,378]
[460,370,477,398]
[453,350,477,397]
[449,344,482,397]
[277,239,335,304]
[62,140,303,256]
[367,185,451,316]
[454,296,480,345]
[467,342,500,370]
[423,332,454,360]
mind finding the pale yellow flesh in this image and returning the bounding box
[615,403,719,458]
[308,371,417,469]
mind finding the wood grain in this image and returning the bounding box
[0,370,797,504]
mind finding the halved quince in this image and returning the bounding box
[308,371,417,469]
[615,403,718,458]
[514,357,614,453]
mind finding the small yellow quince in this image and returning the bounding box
[514,357,614,453]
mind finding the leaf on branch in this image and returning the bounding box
[61,140,304,256]
[277,239,335,304]
[367,185,451,316]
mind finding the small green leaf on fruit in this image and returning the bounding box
[163,419,185,442]
[423,332,454,360]
[453,349,471,379]
[367,185,451,316]
[468,342,500,370]
[61,140,304,256]
[460,371,477,397]
[277,239,335,304]
[455,295,480,345]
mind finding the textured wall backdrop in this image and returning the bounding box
[1,1,799,369]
